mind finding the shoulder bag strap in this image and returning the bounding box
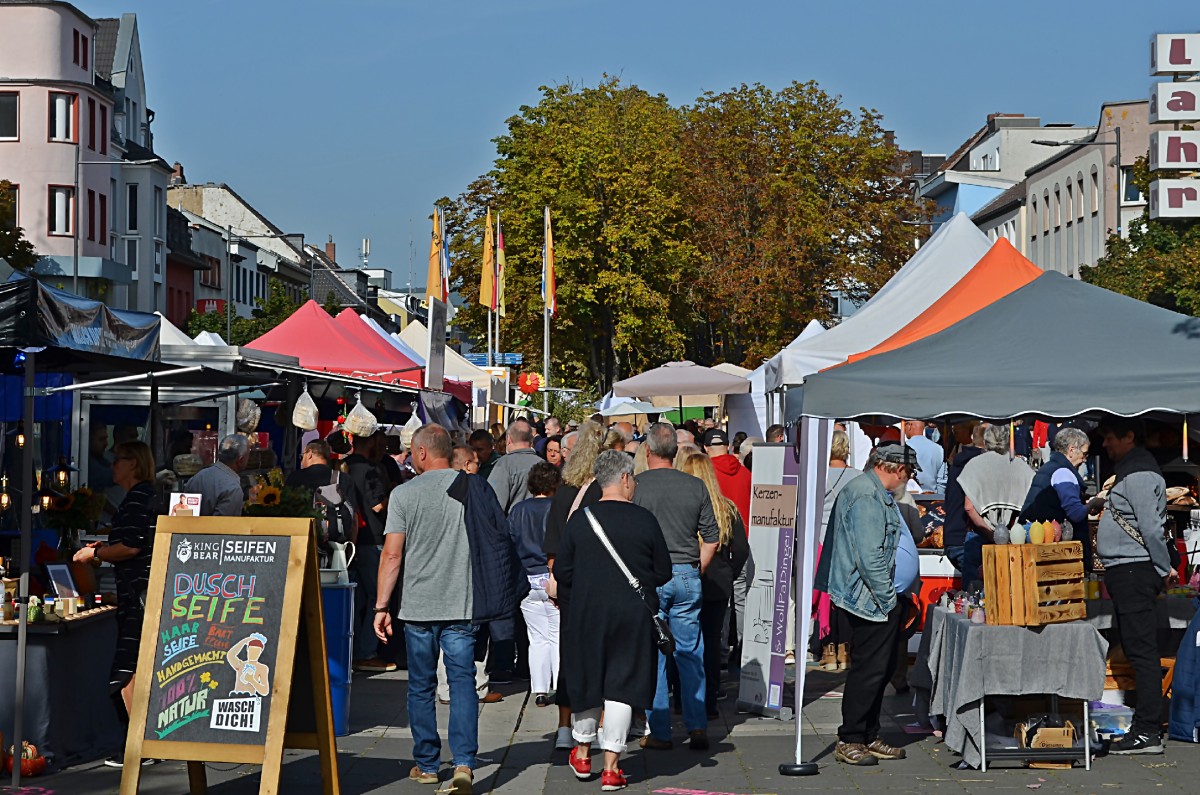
[568,479,594,520]
[583,506,646,600]
[1107,493,1148,548]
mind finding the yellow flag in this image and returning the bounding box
[425,208,443,306]
[496,213,507,318]
[481,207,495,311]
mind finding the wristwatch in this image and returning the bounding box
[373,606,390,614]
[91,546,103,567]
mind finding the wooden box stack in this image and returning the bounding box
[982,541,1086,626]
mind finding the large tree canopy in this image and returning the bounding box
[448,77,927,390]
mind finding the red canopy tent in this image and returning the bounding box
[246,301,420,387]
[333,309,474,404]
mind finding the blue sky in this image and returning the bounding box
[83,0,1195,289]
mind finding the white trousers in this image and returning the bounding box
[520,585,560,694]
[437,653,488,701]
[572,701,632,754]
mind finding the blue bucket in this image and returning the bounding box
[322,583,355,684]
[330,683,351,737]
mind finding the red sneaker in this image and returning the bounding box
[568,746,592,780]
[601,769,627,791]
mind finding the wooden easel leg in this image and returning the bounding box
[304,539,341,795]
[187,761,208,794]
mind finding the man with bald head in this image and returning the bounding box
[488,418,542,514]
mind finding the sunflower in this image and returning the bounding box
[258,486,282,507]
[50,494,75,511]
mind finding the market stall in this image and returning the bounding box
[788,269,1200,770]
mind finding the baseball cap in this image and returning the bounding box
[567,419,579,429]
[703,429,729,447]
[875,442,921,471]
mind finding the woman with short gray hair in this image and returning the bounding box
[1020,425,1093,566]
[554,449,671,789]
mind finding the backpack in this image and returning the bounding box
[315,470,357,545]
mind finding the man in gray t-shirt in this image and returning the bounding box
[373,424,481,789]
[632,422,719,751]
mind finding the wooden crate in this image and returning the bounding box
[982,541,1086,626]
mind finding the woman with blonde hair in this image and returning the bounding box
[541,419,606,749]
[679,451,750,715]
[673,444,701,470]
[602,429,626,453]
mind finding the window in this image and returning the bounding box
[99,193,107,245]
[126,183,138,232]
[81,35,88,71]
[73,30,79,65]
[48,92,75,142]
[1091,168,1099,213]
[0,92,17,140]
[1054,186,1061,228]
[1120,166,1144,204]
[1065,181,1073,226]
[87,189,95,241]
[1076,172,1085,220]
[1,184,16,228]
[1043,191,1050,233]
[153,186,163,237]
[1030,197,1038,240]
[87,97,96,150]
[200,254,221,288]
[154,241,162,275]
[126,238,138,276]
[99,105,107,154]
[48,186,73,234]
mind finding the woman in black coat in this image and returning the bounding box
[555,449,671,791]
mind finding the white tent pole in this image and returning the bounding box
[11,352,35,787]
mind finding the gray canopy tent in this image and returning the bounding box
[797,271,1200,422]
[611,360,750,419]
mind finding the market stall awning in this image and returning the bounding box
[245,301,418,386]
[612,360,750,398]
[0,274,160,370]
[396,319,494,403]
[840,237,1043,366]
[727,319,825,439]
[332,309,423,389]
[154,312,197,347]
[599,399,661,417]
[799,271,1200,421]
[763,214,992,390]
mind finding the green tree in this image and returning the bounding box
[186,281,301,345]
[1081,155,1200,314]
[0,180,38,272]
[681,82,931,365]
[447,77,697,393]
[323,290,342,316]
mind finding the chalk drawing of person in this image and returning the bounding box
[227,633,271,697]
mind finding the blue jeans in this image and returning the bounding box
[650,564,707,739]
[404,622,480,772]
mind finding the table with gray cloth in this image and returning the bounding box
[0,607,124,766]
[914,606,1108,768]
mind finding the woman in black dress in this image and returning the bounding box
[74,440,158,767]
[555,449,671,792]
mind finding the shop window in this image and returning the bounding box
[48,186,73,235]
[48,92,75,142]
[0,92,17,140]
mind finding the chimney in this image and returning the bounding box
[170,161,186,186]
[325,235,336,264]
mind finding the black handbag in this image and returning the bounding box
[583,507,676,655]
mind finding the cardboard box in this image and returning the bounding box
[1015,719,1078,769]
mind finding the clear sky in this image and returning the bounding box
[82,0,1195,289]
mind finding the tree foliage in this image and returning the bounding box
[186,280,302,345]
[681,83,928,364]
[1082,156,1200,314]
[0,180,39,272]
[448,76,928,390]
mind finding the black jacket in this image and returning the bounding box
[702,512,750,602]
[447,471,530,624]
[943,446,984,551]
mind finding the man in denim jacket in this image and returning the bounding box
[815,442,918,766]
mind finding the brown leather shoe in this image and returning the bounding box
[408,765,438,784]
[639,736,673,750]
[449,765,473,794]
[867,738,906,760]
[688,730,709,751]
[480,691,503,704]
[835,741,879,766]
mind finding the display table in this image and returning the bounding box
[915,606,1107,770]
[0,606,124,765]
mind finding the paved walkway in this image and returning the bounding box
[16,663,1200,793]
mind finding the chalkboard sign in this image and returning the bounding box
[120,517,339,795]
[147,534,290,744]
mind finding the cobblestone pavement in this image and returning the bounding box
[20,661,1200,794]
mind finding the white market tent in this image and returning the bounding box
[397,319,498,421]
[154,312,197,346]
[193,330,227,346]
[727,319,824,439]
[763,213,992,392]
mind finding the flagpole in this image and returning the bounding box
[542,206,551,415]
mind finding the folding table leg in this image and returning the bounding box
[979,696,987,772]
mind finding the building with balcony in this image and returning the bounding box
[0,3,171,309]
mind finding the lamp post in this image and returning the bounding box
[1033,126,1123,236]
[73,145,157,295]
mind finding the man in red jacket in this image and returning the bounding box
[704,429,751,529]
